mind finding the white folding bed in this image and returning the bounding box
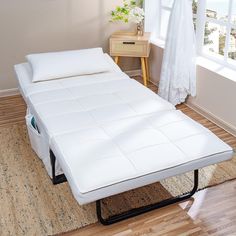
[15,48,234,225]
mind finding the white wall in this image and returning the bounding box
[149,43,236,136]
[187,66,236,135]
[0,0,138,91]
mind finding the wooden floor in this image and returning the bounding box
[0,95,26,127]
[1,79,236,236]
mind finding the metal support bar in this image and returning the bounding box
[96,170,199,225]
[50,150,67,185]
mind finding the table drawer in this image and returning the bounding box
[110,39,149,57]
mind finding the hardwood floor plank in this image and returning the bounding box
[0,95,26,127]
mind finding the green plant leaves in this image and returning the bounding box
[110,0,144,24]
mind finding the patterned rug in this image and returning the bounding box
[0,124,235,236]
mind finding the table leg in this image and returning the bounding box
[141,57,147,87]
[145,57,150,82]
[114,56,119,64]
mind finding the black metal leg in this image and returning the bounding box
[50,150,67,185]
[96,169,199,225]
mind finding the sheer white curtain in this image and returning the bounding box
[158,0,196,106]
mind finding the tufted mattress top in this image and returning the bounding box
[15,54,233,205]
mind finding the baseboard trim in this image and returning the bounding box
[186,101,236,137]
[125,69,142,77]
[0,88,19,97]
[125,69,158,87]
[149,80,159,87]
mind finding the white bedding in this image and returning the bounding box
[15,53,121,100]
[15,54,233,205]
[27,48,112,82]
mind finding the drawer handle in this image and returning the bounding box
[123,42,135,45]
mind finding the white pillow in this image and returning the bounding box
[26,48,111,82]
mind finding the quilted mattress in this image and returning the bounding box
[15,54,234,205]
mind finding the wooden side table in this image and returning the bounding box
[109,32,151,87]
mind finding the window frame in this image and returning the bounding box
[157,0,236,70]
[158,0,172,41]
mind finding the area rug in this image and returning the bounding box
[0,124,235,236]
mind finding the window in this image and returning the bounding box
[202,0,236,67]
[158,0,195,39]
[159,0,173,40]
[192,0,198,30]
[146,0,236,68]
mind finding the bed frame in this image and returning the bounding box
[15,54,233,227]
[50,150,199,225]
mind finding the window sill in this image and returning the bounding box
[150,39,236,83]
[196,57,236,83]
[150,38,165,49]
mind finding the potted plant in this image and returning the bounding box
[110,0,145,36]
